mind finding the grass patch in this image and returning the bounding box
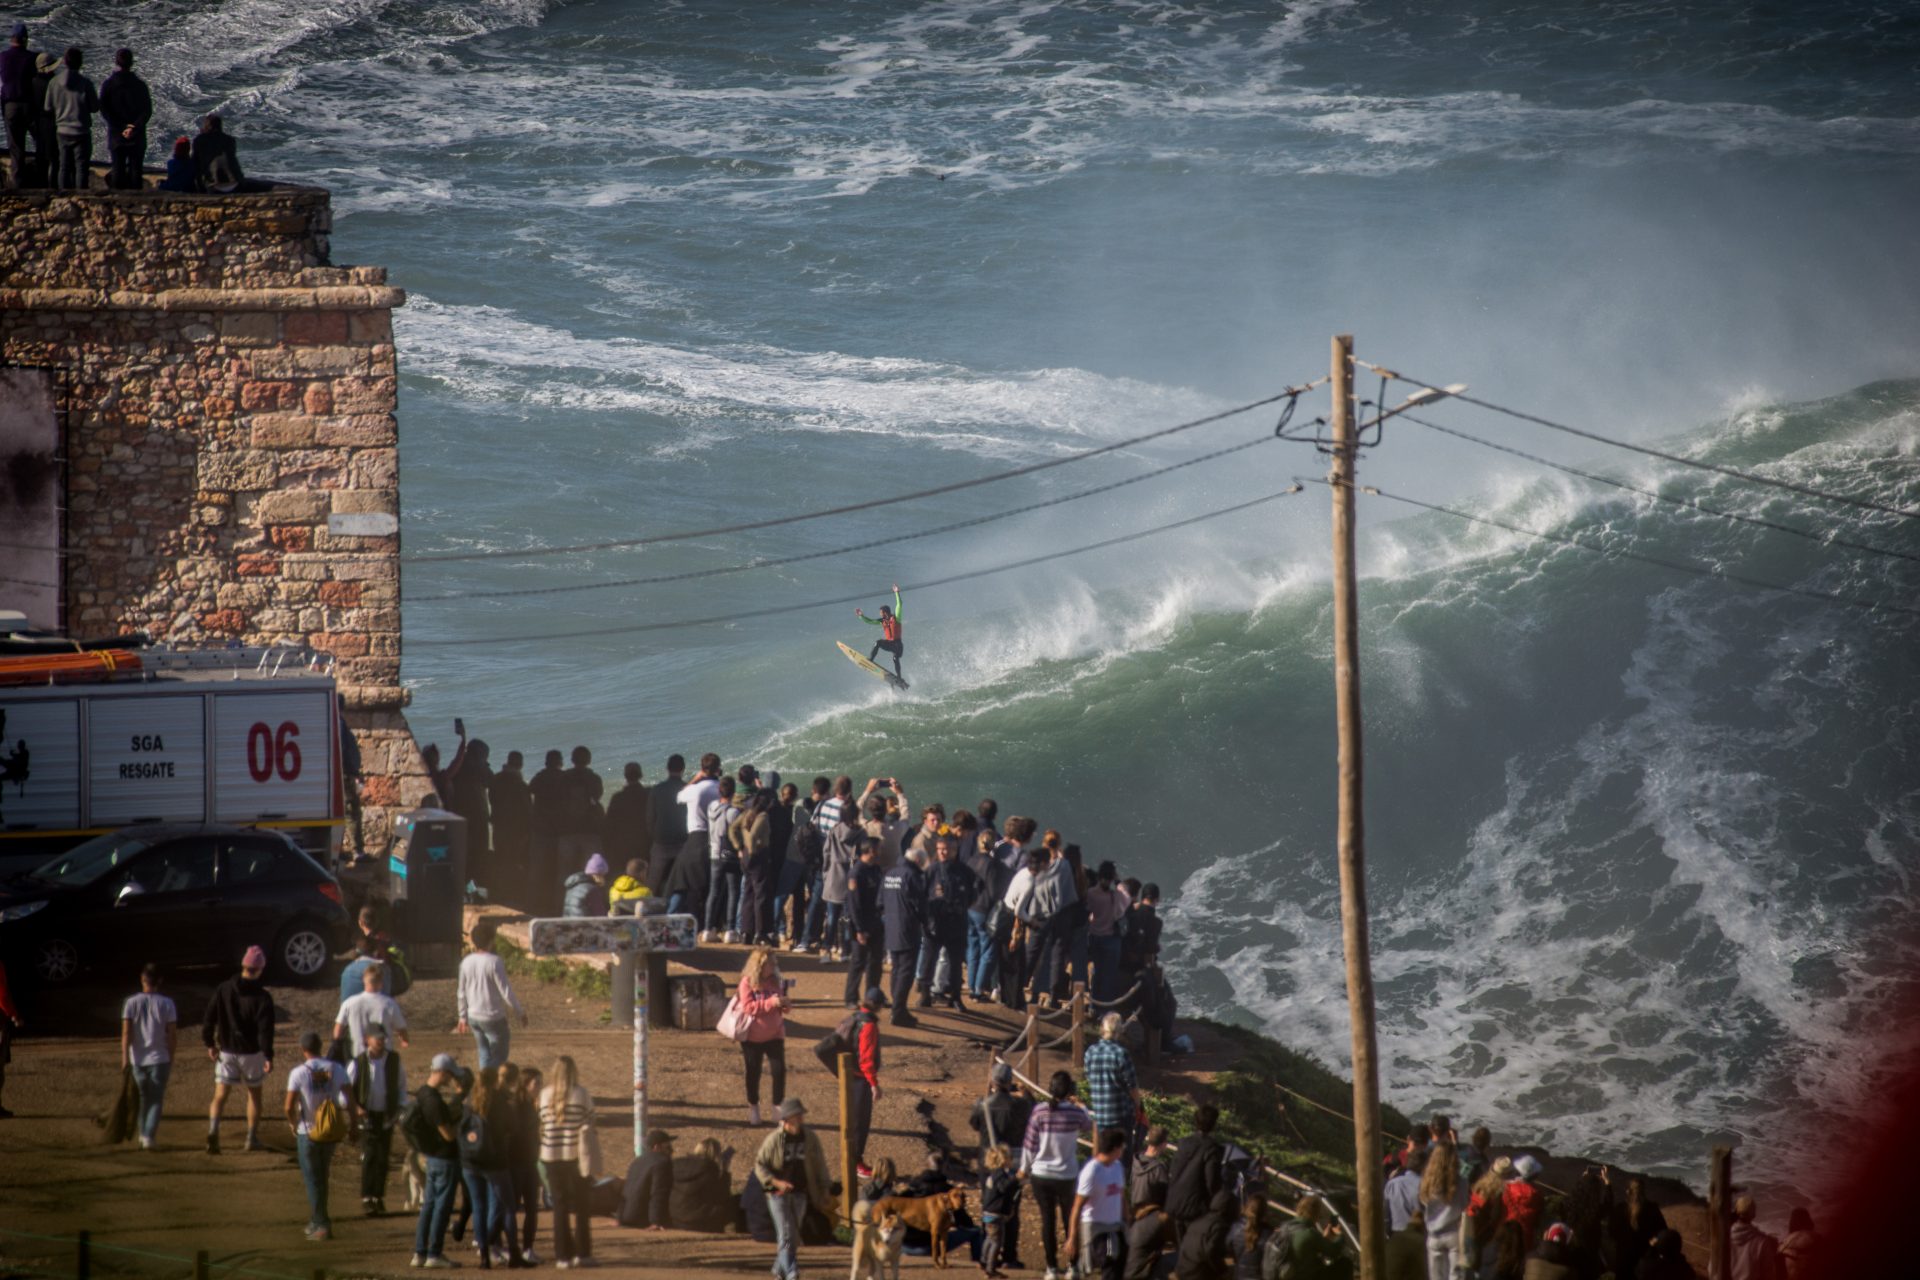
[496,935,614,1001]
[1143,1018,1412,1191]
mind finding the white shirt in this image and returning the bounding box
[285,1058,348,1136]
[1003,866,1035,914]
[1076,1157,1126,1229]
[335,991,409,1056]
[456,950,525,1024]
[346,1050,408,1113]
[122,992,177,1066]
[679,776,719,834]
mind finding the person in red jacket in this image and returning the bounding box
[1503,1154,1546,1247]
[846,987,884,1178]
[0,957,21,1119]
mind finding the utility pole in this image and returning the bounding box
[1329,332,1386,1277]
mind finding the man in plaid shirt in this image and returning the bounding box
[1083,1013,1142,1167]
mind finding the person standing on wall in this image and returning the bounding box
[489,750,532,906]
[42,46,95,191]
[603,761,653,889]
[647,754,688,892]
[203,945,275,1155]
[0,25,36,189]
[121,963,177,1149]
[98,47,149,189]
[527,749,569,915]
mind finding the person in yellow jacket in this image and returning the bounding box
[609,858,653,915]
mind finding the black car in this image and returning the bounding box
[0,823,352,985]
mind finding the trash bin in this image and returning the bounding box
[389,807,467,976]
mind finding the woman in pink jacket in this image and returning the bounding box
[737,946,790,1125]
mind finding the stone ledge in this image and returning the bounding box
[0,284,406,312]
[339,682,412,711]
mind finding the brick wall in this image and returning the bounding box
[0,181,428,846]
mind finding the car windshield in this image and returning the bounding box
[29,832,153,888]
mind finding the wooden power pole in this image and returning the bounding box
[1329,333,1386,1277]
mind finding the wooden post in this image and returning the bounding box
[1329,332,1386,1279]
[195,1251,210,1280]
[75,1231,90,1280]
[837,1052,858,1225]
[1070,982,1089,1068]
[1023,1010,1040,1086]
[1707,1145,1733,1280]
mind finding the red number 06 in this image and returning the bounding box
[246,722,303,782]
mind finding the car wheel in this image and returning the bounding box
[274,920,332,984]
[32,937,80,984]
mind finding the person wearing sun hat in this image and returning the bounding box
[202,944,276,1154]
[752,1097,838,1280]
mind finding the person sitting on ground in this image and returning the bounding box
[1383,1208,1426,1280]
[1779,1207,1818,1280]
[608,857,652,915]
[562,853,610,917]
[619,1128,675,1230]
[1522,1222,1579,1280]
[1727,1196,1784,1280]
[1174,1189,1235,1280]
[670,1136,740,1233]
[857,1155,900,1207]
[1123,1202,1173,1280]
[191,111,243,191]
[1636,1229,1697,1280]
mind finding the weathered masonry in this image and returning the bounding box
[0,182,428,845]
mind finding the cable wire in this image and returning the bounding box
[411,485,1303,646]
[415,431,1281,602]
[1399,412,1920,565]
[1351,360,1920,521]
[402,381,1325,564]
[1308,477,1920,621]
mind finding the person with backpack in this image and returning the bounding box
[284,1031,350,1241]
[1167,1103,1227,1253]
[841,988,884,1177]
[410,1053,465,1268]
[1260,1194,1343,1280]
[460,1066,528,1269]
[1021,1070,1095,1280]
[346,1022,406,1217]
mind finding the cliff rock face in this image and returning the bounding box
[0,180,429,847]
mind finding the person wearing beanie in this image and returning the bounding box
[203,945,276,1154]
[562,852,611,918]
[752,1098,836,1280]
[285,1030,349,1240]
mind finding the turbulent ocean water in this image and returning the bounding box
[47,0,1920,1190]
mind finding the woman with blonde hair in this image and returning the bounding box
[1463,1157,1513,1275]
[537,1056,596,1269]
[1421,1142,1468,1280]
[735,946,791,1125]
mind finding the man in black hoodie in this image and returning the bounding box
[646,755,688,891]
[1165,1102,1225,1254]
[203,945,276,1154]
[98,47,149,189]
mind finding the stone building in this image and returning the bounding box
[0,179,427,846]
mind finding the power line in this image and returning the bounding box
[1306,477,1920,622]
[414,431,1282,602]
[0,575,59,590]
[404,380,1326,565]
[410,485,1304,647]
[1399,412,1920,566]
[1350,360,1920,522]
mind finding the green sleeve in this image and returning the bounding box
[893,587,903,621]
[858,612,882,627]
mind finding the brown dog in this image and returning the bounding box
[871,1189,969,1268]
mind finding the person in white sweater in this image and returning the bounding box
[456,920,527,1070]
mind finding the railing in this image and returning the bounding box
[0,1228,315,1280]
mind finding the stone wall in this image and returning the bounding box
[0,180,429,847]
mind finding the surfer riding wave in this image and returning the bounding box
[856,585,904,680]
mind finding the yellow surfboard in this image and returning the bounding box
[837,641,909,690]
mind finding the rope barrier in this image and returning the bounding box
[0,1229,301,1280]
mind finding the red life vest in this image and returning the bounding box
[882,614,900,642]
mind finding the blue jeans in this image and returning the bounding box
[463,1165,519,1256]
[1090,934,1124,1002]
[471,1018,511,1070]
[805,891,843,950]
[297,1133,336,1230]
[131,1061,171,1142]
[667,890,689,916]
[705,862,740,933]
[966,910,996,994]
[416,1155,459,1257]
[770,1189,807,1280]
